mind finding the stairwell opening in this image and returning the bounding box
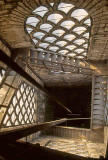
[45,84,92,129]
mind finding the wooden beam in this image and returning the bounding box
[0,50,72,113]
[67,118,91,121]
[0,119,67,142]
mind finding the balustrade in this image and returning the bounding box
[29,50,92,74]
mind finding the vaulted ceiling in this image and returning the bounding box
[0,0,108,60]
[25,3,91,59]
[0,0,108,87]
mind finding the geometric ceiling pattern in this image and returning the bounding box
[26,2,91,59]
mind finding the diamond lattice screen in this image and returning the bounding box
[0,68,6,124]
[2,82,37,127]
[26,2,91,59]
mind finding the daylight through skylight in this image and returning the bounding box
[26,2,91,59]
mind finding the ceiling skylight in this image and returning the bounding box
[64,34,76,41]
[68,53,76,57]
[56,41,67,47]
[52,29,65,37]
[33,32,45,39]
[32,39,38,44]
[71,9,88,21]
[59,50,69,55]
[48,14,63,24]
[50,3,54,7]
[40,23,53,32]
[39,43,49,48]
[74,39,85,45]
[26,17,39,27]
[58,3,74,13]
[26,2,91,59]
[83,44,88,48]
[49,46,59,52]
[45,37,57,43]
[83,33,89,39]
[73,27,87,35]
[84,19,91,26]
[33,6,48,17]
[75,49,84,54]
[26,27,33,34]
[61,21,75,30]
[65,45,76,50]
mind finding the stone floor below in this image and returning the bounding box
[32,136,106,159]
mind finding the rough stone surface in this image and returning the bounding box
[33,135,106,158]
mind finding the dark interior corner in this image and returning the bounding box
[45,84,92,128]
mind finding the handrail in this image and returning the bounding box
[66,118,91,121]
[0,119,67,142]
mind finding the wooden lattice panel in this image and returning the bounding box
[2,82,37,127]
[26,2,91,59]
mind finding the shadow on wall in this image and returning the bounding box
[45,84,92,128]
